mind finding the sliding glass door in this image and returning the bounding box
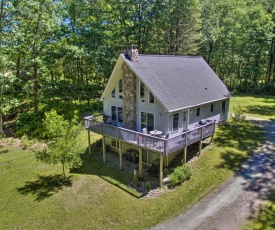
[140,112,154,131]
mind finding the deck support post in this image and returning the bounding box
[119,141,122,170]
[102,136,106,163]
[210,122,216,144]
[199,127,203,155]
[183,146,187,163]
[159,154,164,187]
[88,130,91,155]
[139,148,142,176]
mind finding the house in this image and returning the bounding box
[84,45,231,187]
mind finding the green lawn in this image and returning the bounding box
[0,115,263,229]
[243,191,275,230]
[230,94,275,120]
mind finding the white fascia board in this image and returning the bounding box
[167,97,230,113]
[100,55,124,101]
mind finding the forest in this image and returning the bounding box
[0,0,274,137]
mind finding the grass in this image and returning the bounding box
[243,191,275,230]
[230,94,275,120]
[0,116,263,229]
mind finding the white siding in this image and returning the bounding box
[136,78,168,133]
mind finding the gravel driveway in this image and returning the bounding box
[152,118,275,230]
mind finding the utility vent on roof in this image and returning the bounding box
[122,44,138,62]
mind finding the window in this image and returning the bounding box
[111,88,115,98]
[173,113,179,131]
[141,112,154,131]
[118,107,123,122]
[140,82,145,102]
[119,79,123,99]
[196,107,200,116]
[111,106,117,121]
[111,138,118,148]
[149,91,154,104]
[111,106,123,122]
[222,101,226,114]
[210,104,214,112]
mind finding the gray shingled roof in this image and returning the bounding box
[123,54,231,112]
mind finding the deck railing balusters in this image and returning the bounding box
[84,116,216,156]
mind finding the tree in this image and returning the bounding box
[35,110,85,178]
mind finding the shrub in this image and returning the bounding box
[146,181,151,192]
[168,164,192,187]
[230,106,246,124]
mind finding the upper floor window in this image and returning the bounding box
[149,91,154,104]
[196,107,200,116]
[140,82,145,102]
[222,101,226,114]
[210,104,214,112]
[119,79,123,99]
[111,87,115,98]
[173,113,179,131]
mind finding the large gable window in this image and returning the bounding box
[140,82,145,102]
[173,113,179,131]
[141,112,154,131]
[149,91,154,104]
[119,79,123,99]
[111,106,123,122]
[111,106,117,121]
[111,87,115,98]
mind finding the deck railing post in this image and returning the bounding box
[139,148,142,176]
[199,127,203,155]
[210,122,216,144]
[159,154,163,187]
[184,133,188,163]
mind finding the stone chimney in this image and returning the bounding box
[123,44,138,62]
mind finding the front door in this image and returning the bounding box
[182,110,188,131]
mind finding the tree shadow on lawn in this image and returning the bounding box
[71,143,147,198]
[17,174,72,201]
[244,105,275,117]
[214,120,264,153]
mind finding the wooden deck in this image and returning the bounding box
[84,114,216,156]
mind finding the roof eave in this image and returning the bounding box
[167,96,231,113]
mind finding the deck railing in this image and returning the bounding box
[84,115,215,156]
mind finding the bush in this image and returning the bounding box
[146,181,151,192]
[168,164,192,187]
[230,106,246,124]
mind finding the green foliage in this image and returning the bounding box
[230,106,246,124]
[133,169,140,188]
[146,181,151,192]
[21,134,34,149]
[16,112,44,138]
[35,110,85,178]
[43,110,69,139]
[168,164,192,187]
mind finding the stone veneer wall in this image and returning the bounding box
[122,63,137,130]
